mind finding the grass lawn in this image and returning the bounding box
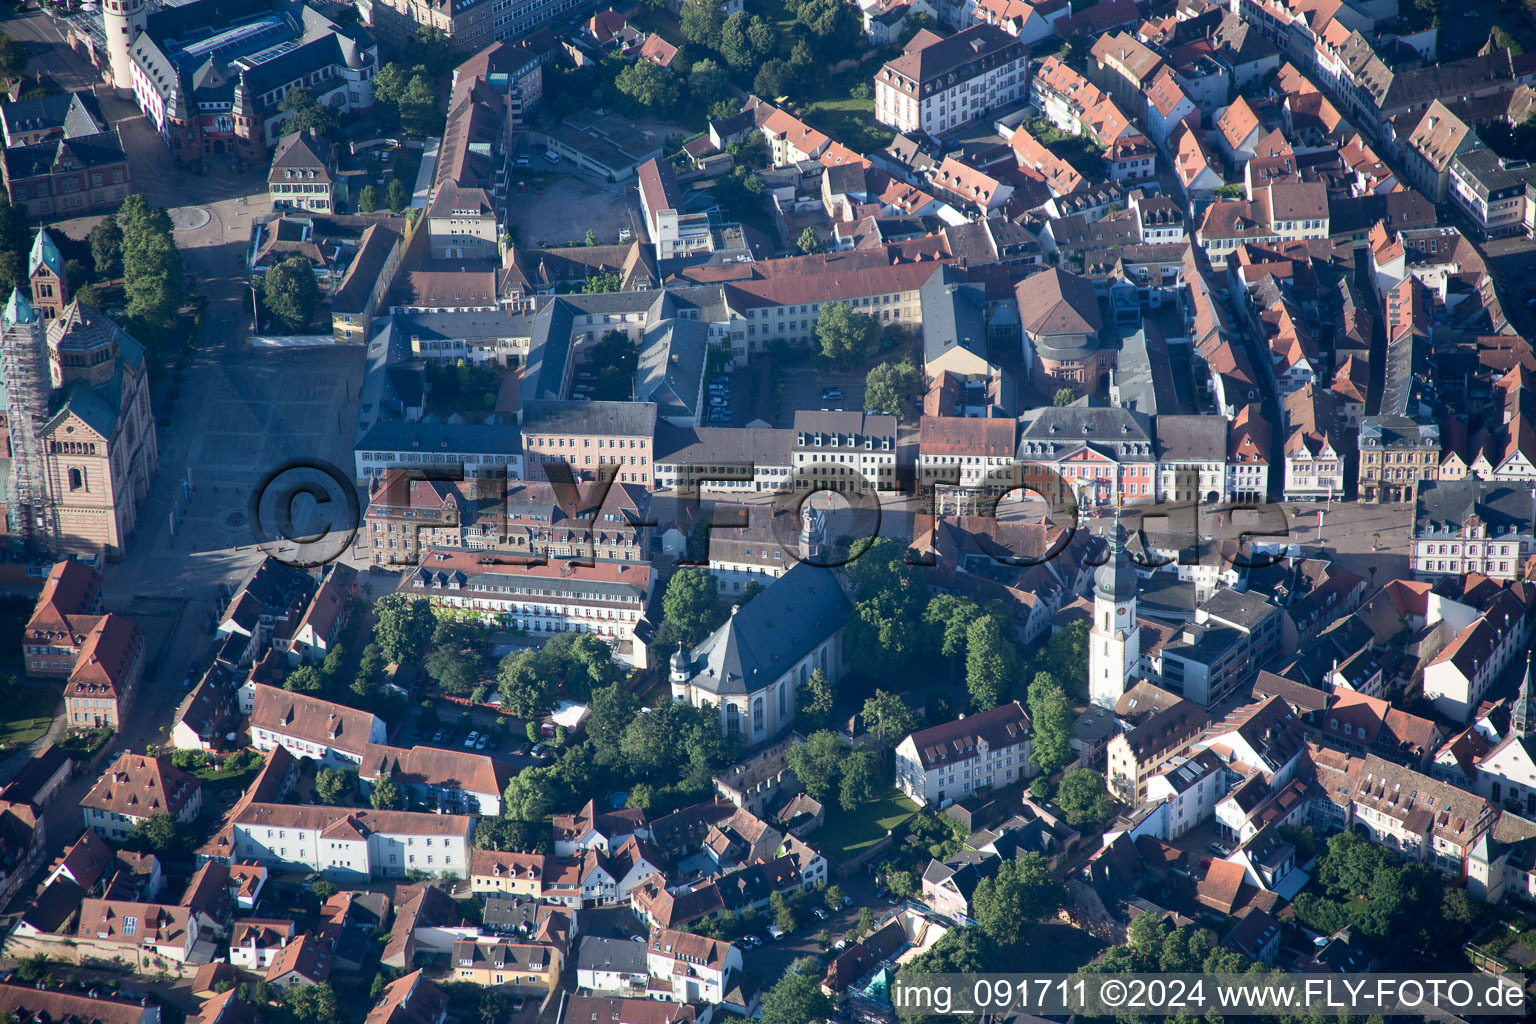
[0,685,61,751]
[812,785,919,861]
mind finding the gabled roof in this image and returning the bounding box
[249,684,381,757]
[1015,267,1103,336]
[901,701,1030,771]
[678,562,853,698]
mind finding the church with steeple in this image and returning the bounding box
[1090,521,1141,708]
[0,230,159,559]
[1474,653,1536,817]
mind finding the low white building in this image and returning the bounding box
[1412,480,1535,583]
[646,928,742,1004]
[224,804,474,881]
[249,685,386,767]
[895,702,1032,808]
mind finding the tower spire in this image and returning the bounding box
[1515,651,1536,740]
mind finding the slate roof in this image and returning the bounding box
[678,562,853,698]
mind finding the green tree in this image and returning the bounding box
[473,816,551,852]
[282,982,344,1024]
[370,771,403,810]
[497,649,557,718]
[923,594,979,663]
[0,33,29,84]
[89,214,123,278]
[119,194,185,329]
[689,58,729,106]
[657,567,724,648]
[11,953,55,985]
[315,766,356,805]
[543,631,619,701]
[1026,672,1073,775]
[1492,26,1526,56]
[797,0,859,42]
[424,643,486,696]
[719,12,774,71]
[1052,387,1076,406]
[312,879,339,902]
[769,890,798,933]
[569,270,618,295]
[285,665,323,694]
[126,813,187,856]
[278,87,340,138]
[616,60,679,110]
[357,184,380,213]
[761,972,831,1024]
[785,729,848,803]
[754,58,793,99]
[1038,620,1089,698]
[796,226,823,255]
[261,256,322,333]
[814,301,880,367]
[825,885,845,910]
[373,595,436,663]
[503,766,560,819]
[354,643,386,698]
[398,74,440,136]
[73,282,104,308]
[584,228,599,246]
[965,615,1017,710]
[901,926,997,974]
[861,689,917,745]
[863,358,919,416]
[1055,767,1112,830]
[971,852,1066,947]
[839,749,881,810]
[385,179,411,213]
[796,668,836,732]
[586,682,640,767]
[681,0,726,48]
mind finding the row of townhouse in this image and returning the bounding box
[1030,56,1156,182]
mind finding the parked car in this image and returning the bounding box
[514,155,530,167]
[511,995,526,1011]
[464,731,479,748]
[476,734,490,750]
[821,387,842,400]
[812,907,827,920]
[432,730,446,743]
[767,924,786,941]
[545,150,562,163]
[531,743,550,758]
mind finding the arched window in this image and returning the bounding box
[68,468,84,491]
[799,664,808,685]
[752,696,765,732]
[778,683,788,718]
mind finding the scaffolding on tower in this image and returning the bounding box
[1,291,58,554]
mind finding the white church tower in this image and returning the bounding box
[103,0,149,95]
[1090,521,1140,708]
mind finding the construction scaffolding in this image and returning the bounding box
[1,291,56,554]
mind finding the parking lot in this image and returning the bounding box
[505,175,644,248]
[775,367,870,427]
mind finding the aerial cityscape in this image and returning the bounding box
[0,0,1532,1020]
